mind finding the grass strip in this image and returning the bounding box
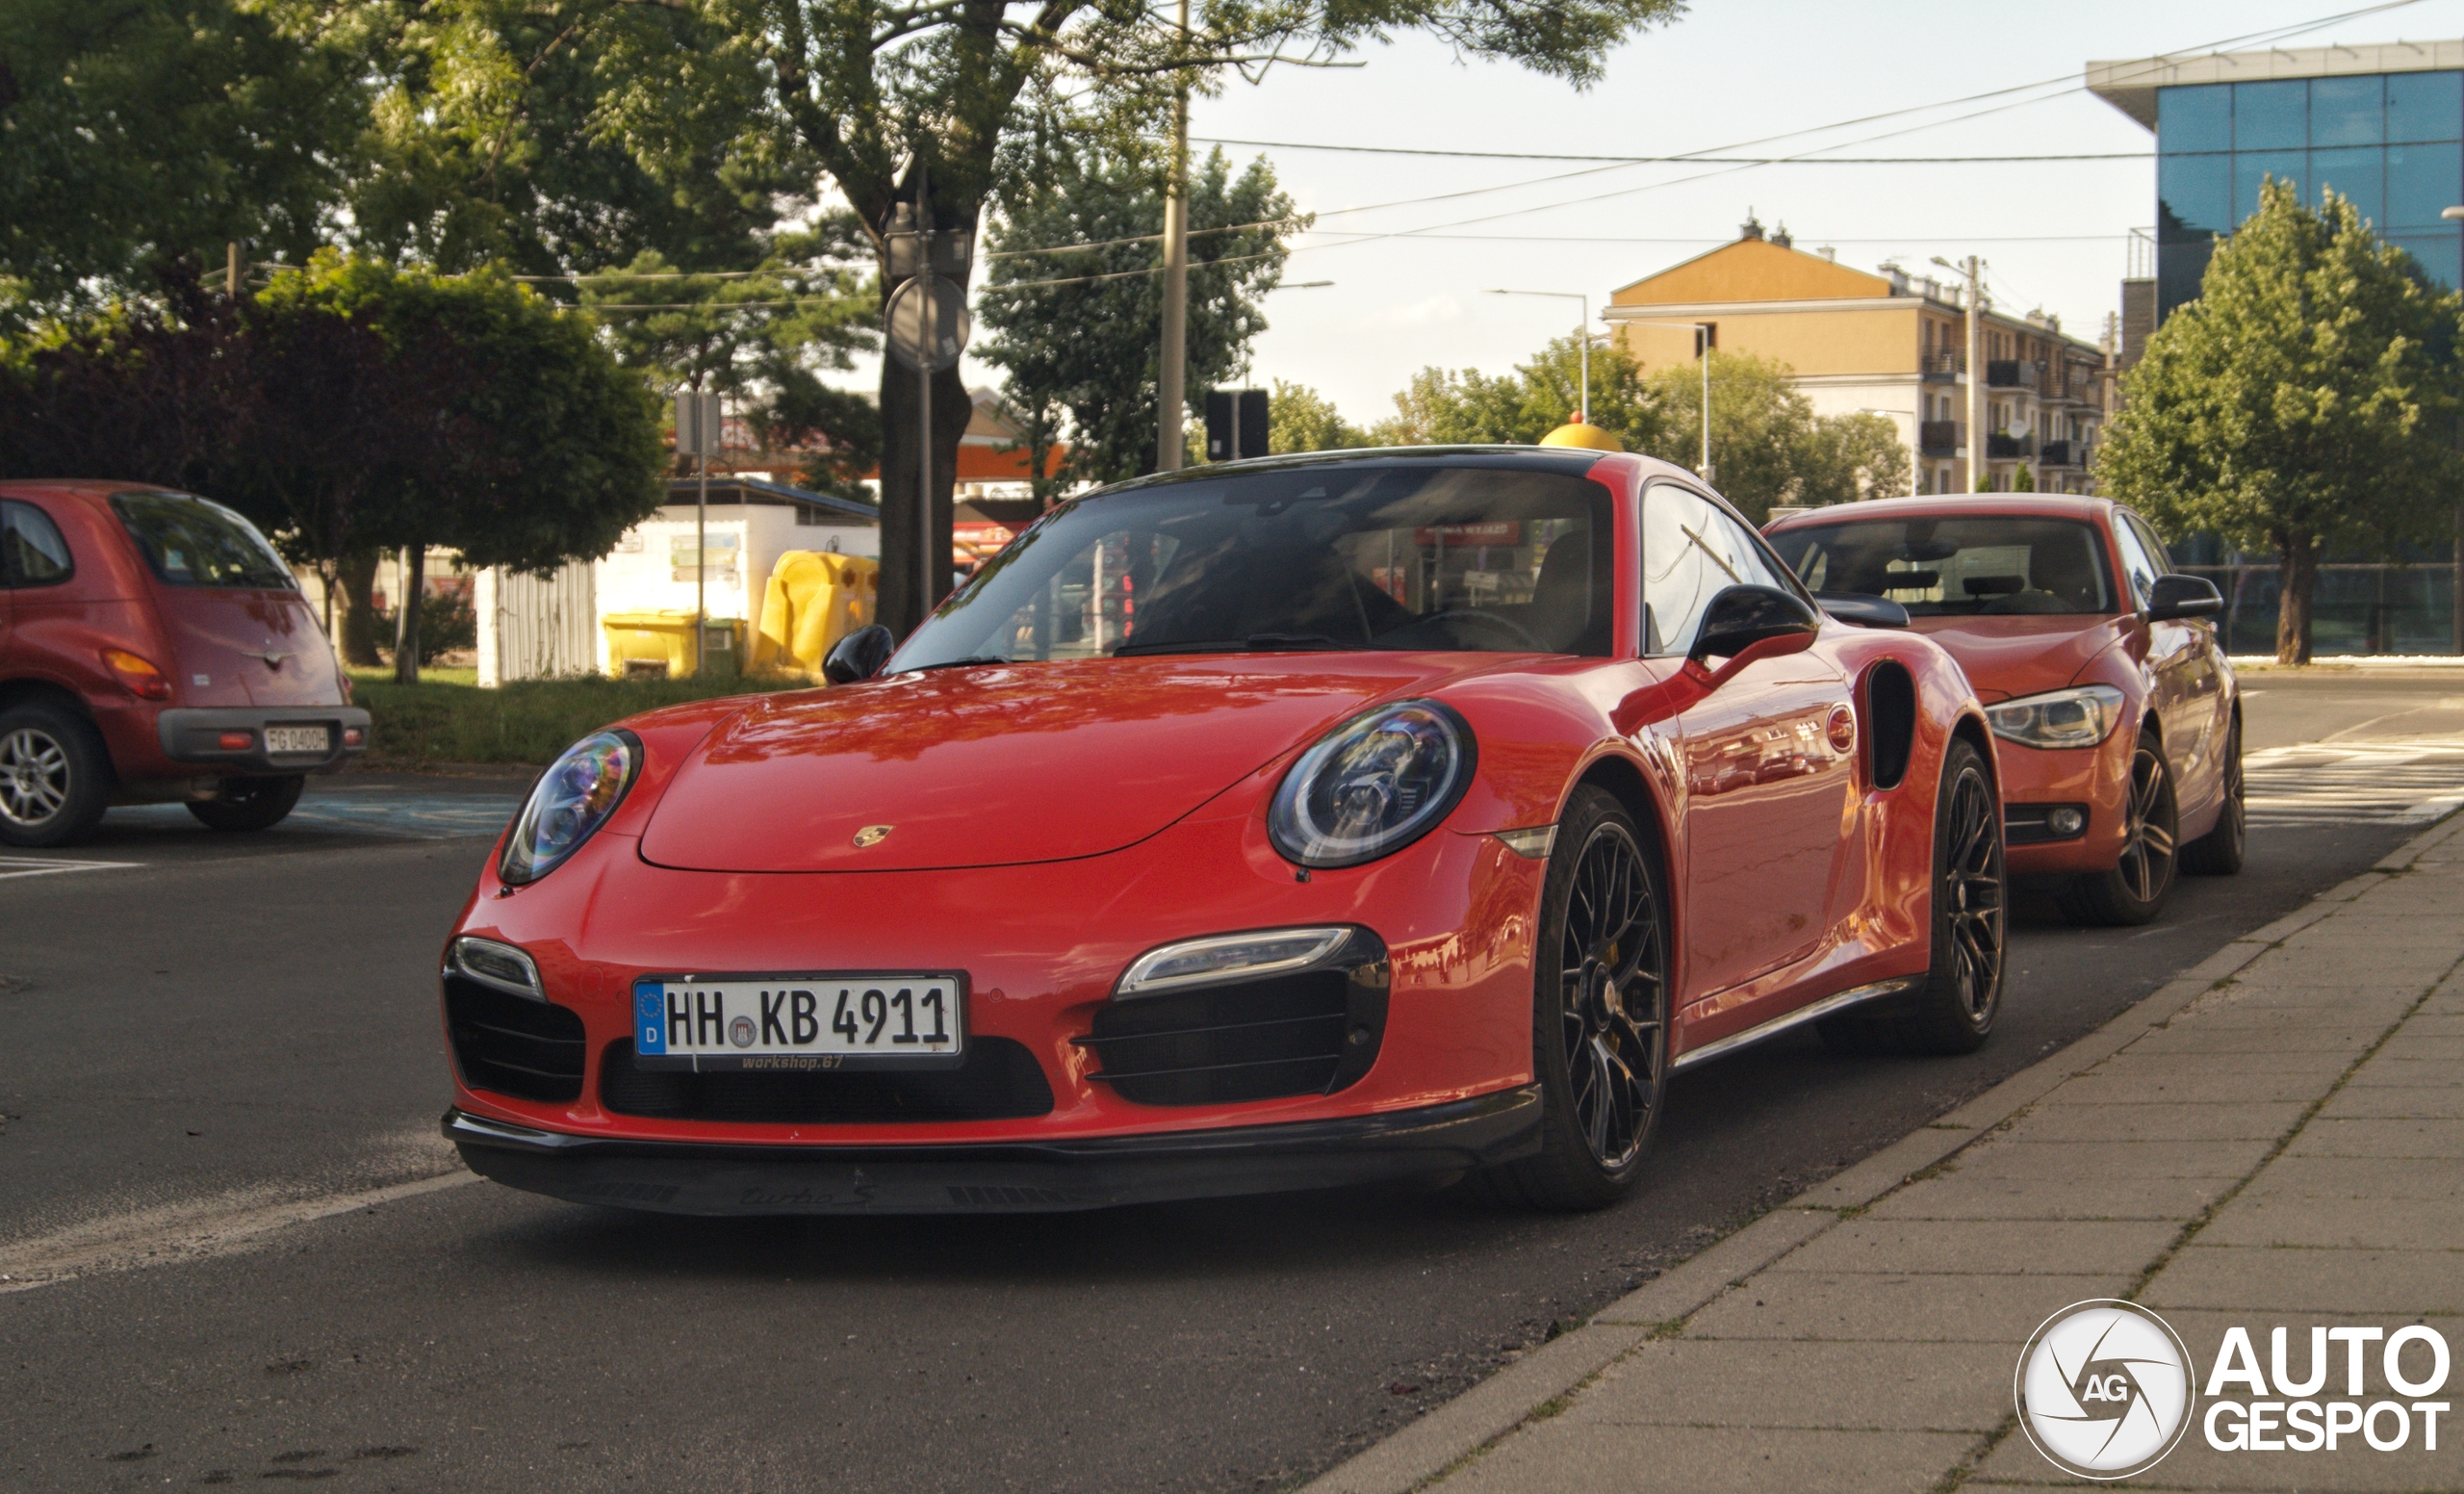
[346,667,815,766]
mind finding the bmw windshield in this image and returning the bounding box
[1768,515,2117,617]
[893,462,1614,669]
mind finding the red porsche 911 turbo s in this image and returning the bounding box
[441,449,2005,1215]
[1766,496,2241,928]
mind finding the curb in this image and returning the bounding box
[1299,810,2464,1494]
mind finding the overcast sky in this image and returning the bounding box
[915,0,2464,426]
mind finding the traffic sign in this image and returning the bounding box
[886,275,969,374]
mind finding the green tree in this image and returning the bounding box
[2099,180,2462,663]
[977,135,1295,486]
[1374,334,1663,451]
[1793,409,1912,506]
[1268,380,1370,453]
[1638,350,1808,522]
[252,252,667,681]
[0,0,368,323]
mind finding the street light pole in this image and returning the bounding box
[1485,289,1592,422]
[1620,318,1715,485]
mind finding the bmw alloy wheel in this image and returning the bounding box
[2117,742,2178,905]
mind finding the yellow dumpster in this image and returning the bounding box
[752,552,879,680]
[602,610,743,680]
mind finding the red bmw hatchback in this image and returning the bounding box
[1766,496,2240,925]
[0,480,370,846]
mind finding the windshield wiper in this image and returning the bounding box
[1112,631,1350,657]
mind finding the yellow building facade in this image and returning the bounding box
[1604,228,2114,497]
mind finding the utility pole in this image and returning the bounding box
[1155,0,1192,471]
[1938,256,1985,491]
[225,242,244,301]
[914,166,935,618]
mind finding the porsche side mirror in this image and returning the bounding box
[2145,574,2223,623]
[1813,591,1911,629]
[823,624,896,684]
[1689,584,1823,670]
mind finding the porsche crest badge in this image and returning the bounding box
[852,825,893,848]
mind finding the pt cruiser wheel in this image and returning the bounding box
[1475,786,1669,1210]
[0,703,111,848]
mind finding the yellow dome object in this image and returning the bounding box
[1539,419,1623,451]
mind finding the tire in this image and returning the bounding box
[1818,735,2006,1057]
[2059,730,2180,926]
[0,702,113,849]
[187,775,306,832]
[1469,787,1671,1211]
[2180,716,2246,876]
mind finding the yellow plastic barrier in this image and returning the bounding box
[603,610,743,680]
[753,551,879,680]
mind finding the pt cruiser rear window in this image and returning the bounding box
[110,491,296,590]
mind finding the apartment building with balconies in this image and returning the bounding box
[1605,220,2116,497]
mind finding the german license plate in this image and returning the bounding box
[265,725,329,754]
[631,974,966,1070]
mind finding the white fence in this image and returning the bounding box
[475,560,600,685]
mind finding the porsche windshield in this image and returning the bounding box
[895,463,1615,667]
[1767,515,2117,617]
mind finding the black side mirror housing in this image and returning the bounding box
[1689,584,1823,665]
[822,624,896,684]
[1812,591,1911,629]
[2146,574,2223,623]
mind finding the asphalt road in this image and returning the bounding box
[5,671,2462,1492]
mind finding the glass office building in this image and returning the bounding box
[2152,70,2463,317]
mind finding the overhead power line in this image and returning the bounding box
[1194,140,2152,165]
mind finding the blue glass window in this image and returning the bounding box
[2310,146,2385,226]
[2235,151,2304,222]
[2160,151,2232,239]
[2158,84,2232,154]
[2234,80,2309,151]
[2386,71,2462,144]
[2311,76,2385,145]
[2388,231,2461,289]
[2387,142,2461,227]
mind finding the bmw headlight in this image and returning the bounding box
[1985,685,2126,751]
[500,730,640,884]
[1269,701,1476,868]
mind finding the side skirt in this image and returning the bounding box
[1667,978,1921,1072]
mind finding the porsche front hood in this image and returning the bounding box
[634,654,1485,873]
[1904,614,2134,703]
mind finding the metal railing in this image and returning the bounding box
[1987,431,2035,459]
[1921,351,1965,379]
[1986,360,2043,391]
[1919,421,1964,455]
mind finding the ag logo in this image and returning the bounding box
[2016,1300,2195,1480]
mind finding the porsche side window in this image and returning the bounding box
[1642,484,1780,655]
[1,501,73,586]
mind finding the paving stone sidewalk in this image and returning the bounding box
[1309,814,2464,1494]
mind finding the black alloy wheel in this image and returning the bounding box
[1471,786,1669,1210]
[0,702,111,849]
[2060,731,2179,926]
[1820,735,2006,1056]
[188,774,307,832]
[2181,716,2246,876]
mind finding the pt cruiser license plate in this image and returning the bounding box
[265,725,330,754]
[631,974,966,1070]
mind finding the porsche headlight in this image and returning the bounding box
[500,730,639,884]
[1269,701,1476,868]
[1985,685,2126,751]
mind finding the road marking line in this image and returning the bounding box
[0,857,141,881]
[0,1170,481,1295]
[2246,736,2464,827]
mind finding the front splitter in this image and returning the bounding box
[445,1086,1543,1215]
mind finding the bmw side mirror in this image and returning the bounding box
[823,624,896,684]
[1812,591,1911,629]
[1689,584,1823,670]
[2145,574,2222,623]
